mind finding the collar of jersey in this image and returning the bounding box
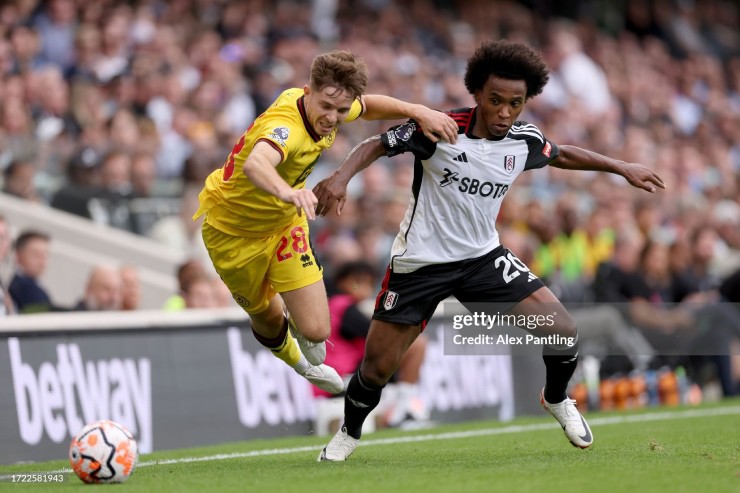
[297,96,322,142]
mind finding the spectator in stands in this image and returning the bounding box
[538,195,595,302]
[74,264,122,311]
[320,235,363,295]
[593,232,644,302]
[0,95,36,161]
[685,225,724,293]
[119,264,140,311]
[33,0,77,72]
[541,20,613,118]
[594,237,695,347]
[0,215,13,316]
[597,236,739,394]
[50,146,102,218]
[30,65,81,149]
[711,200,740,278]
[66,23,101,82]
[582,206,615,279]
[87,149,133,231]
[108,109,142,152]
[129,151,175,236]
[163,258,208,311]
[182,272,218,309]
[8,25,44,74]
[211,277,236,308]
[130,151,158,199]
[3,159,41,202]
[8,230,54,313]
[164,260,228,310]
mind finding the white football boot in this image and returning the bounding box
[317,427,359,461]
[540,388,593,449]
[295,363,344,394]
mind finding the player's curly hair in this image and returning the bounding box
[464,40,549,100]
[310,50,368,100]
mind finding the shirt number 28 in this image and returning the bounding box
[276,226,308,261]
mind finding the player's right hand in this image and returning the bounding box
[621,162,666,193]
[279,188,318,220]
[313,174,349,217]
[414,106,458,144]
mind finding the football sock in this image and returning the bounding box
[343,371,384,439]
[252,318,301,367]
[542,333,579,404]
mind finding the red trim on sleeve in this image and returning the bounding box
[256,138,285,162]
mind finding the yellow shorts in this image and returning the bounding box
[201,217,323,315]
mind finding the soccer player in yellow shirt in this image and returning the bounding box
[194,50,457,393]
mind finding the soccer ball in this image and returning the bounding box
[69,420,138,484]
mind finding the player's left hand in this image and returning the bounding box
[413,106,458,144]
[313,173,350,216]
[622,163,666,193]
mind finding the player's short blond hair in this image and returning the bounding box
[309,50,368,100]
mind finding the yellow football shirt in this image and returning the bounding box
[194,88,364,236]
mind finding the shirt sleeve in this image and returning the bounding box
[520,123,560,170]
[252,119,302,164]
[379,120,437,159]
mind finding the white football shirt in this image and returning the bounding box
[380,107,559,273]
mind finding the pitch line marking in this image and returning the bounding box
[147,405,740,464]
[2,405,738,478]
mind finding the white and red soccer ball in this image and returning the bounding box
[69,420,138,484]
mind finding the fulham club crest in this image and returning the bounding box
[504,155,515,174]
[383,291,399,310]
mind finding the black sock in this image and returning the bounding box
[343,371,383,439]
[252,318,288,350]
[542,335,579,404]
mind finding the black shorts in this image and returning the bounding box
[373,245,545,326]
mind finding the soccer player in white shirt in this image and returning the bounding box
[315,40,665,461]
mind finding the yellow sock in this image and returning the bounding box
[270,331,302,367]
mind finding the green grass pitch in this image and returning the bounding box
[1,399,737,492]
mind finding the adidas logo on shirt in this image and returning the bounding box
[453,152,468,163]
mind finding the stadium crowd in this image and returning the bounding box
[0,0,738,396]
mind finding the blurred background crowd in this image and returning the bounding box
[0,0,737,397]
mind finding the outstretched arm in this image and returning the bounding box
[243,142,318,220]
[361,95,458,144]
[550,145,666,193]
[313,135,385,216]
